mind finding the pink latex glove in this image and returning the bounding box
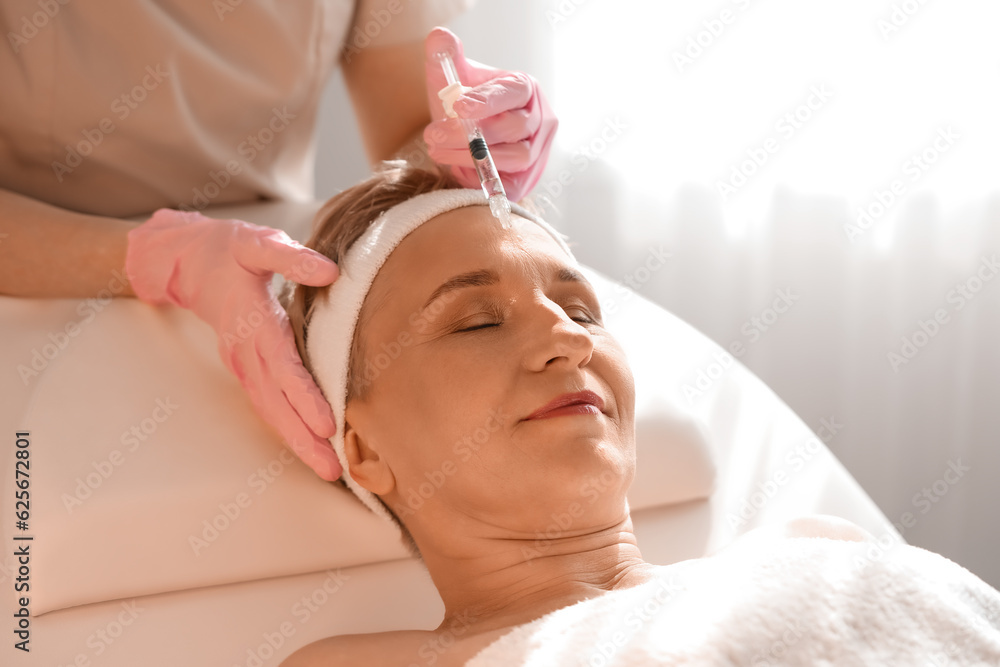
[125,209,343,480]
[423,26,558,203]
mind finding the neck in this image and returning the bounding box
[415,508,655,635]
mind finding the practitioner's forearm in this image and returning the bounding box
[0,188,137,298]
[341,39,433,167]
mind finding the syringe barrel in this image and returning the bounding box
[470,136,505,200]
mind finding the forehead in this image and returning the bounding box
[369,206,579,306]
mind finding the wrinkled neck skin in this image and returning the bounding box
[412,505,656,636]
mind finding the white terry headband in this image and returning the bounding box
[305,188,577,535]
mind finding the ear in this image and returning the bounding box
[342,419,396,496]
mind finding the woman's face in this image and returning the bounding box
[343,205,636,538]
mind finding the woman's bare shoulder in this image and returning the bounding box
[280,626,509,667]
[280,630,417,666]
[280,632,407,667]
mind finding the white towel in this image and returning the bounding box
[306,188,576,536]
[466,537,1000,666]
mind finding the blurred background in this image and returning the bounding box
[314,1,1000,588]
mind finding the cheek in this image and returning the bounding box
[378,352,506,475]
[604,339,636,410]
[615,360,636,425]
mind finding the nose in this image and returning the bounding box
[524,297,594,371]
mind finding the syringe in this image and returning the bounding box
[435,50,513,230]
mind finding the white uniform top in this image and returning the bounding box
[0,0,471,217]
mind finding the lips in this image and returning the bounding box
[525,390,606,421]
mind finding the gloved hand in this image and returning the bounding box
[125,208,343,480]
[423,26,558,203]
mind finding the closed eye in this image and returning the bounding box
[457,322,499,332]
[566,305,600,326]
[456,308,598,333]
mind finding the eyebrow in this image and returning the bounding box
[420,265,591,314]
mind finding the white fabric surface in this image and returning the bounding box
[466,536,1000,666]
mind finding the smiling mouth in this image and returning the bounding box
[526,403,604,420]
[525,389,606,421]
